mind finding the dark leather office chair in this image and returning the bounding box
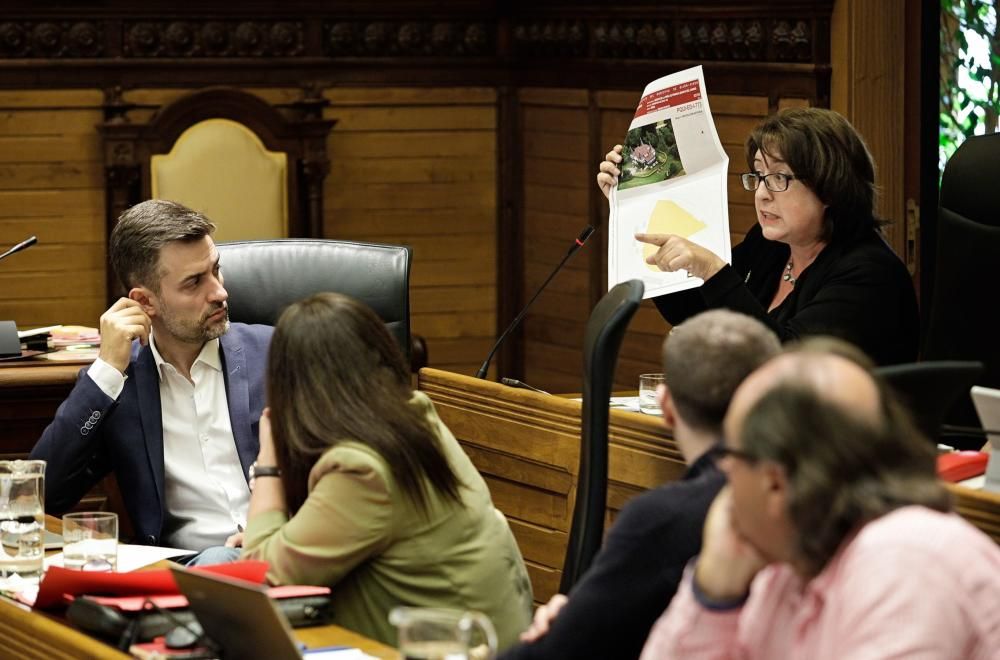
[560,279,644,593]
[874,361,984,448]
[924,133,1000,428]
[217,239,412,363]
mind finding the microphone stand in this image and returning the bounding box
[0,236,38,357]
[476,226,594,379]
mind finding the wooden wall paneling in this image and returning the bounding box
[323,87,498,377]
[0,90,106,329]
[831,0,907,258]
[518,88,593,393]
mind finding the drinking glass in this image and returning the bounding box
[62,512,118,572]
[0,460,46,588]
[390,606,498,660]
[639,373,665,415]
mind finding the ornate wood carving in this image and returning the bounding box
[0,3,832,96]
[122,20,306,58]
[324,20,492,57]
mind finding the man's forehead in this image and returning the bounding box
[157,236,218,278]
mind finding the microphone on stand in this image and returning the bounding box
[501,377,551,396]
[475,225,595,380]
[0,236,38,357]
[0,235,37,262]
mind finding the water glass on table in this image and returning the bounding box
[0,459,46,589]
[62,512,118,572]
[639,373,665,415]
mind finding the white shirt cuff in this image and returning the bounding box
[87,357,127,400]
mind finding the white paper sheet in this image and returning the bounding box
[608,65,732,299]
[45,543,193,573]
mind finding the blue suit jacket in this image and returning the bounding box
[30,323,272,545]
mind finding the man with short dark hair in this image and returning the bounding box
[641,351,1000,659]
[502,310,780,660]
[32,200,271,558]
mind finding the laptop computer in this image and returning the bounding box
[970,386,1000,491]
[170,566,304,659]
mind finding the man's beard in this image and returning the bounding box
[159,303,230,344]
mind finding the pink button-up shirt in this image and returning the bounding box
[641,506,1000,659]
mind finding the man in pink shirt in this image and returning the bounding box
[641,349,1000,660]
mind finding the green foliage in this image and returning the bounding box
[940,0,999,175]
[618,119,686,191]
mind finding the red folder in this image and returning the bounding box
[74,584,331,611]
[936,451,989,483]
[33,560,269,608]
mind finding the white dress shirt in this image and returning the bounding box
[87,335,250,550]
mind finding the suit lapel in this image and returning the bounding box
[221,331,255,479]
[133,346,165,514]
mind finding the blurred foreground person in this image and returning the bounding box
[641,351,1000,659]
[241,293,532,648]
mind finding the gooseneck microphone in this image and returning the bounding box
[0,235,37,262]
[475,225,595,379]
[501,377,551,396]
[0,236,38,358]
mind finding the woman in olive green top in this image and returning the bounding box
[241,293,533,649]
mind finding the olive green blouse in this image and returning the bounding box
[242,391,533,650]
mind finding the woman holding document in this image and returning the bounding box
[240,292,532,648]
[597,107,918,365]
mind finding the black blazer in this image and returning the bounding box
[653,225,919,365]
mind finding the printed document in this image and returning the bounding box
[608,65,731,299]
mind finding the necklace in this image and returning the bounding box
[783,260,797,287]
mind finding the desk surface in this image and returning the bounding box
[0,517,401,659]
[0,596,400,659]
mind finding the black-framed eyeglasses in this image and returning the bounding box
[740,171,798,193]
[706,443,757,465]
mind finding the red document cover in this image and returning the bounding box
[33,560,269,608]
[936,451,989,483]
[76,584,331,611]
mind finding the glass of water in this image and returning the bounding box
[0,460,46,589]
[62,512,118,572]
[639,373,665,415]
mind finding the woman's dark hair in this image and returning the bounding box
[267,292,463,515]
[745,107,884,244]
[740,382,949,576]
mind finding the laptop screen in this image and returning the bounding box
[970,386,1000,490]
[171,566,303,660]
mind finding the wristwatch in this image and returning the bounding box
[249,461,281,480]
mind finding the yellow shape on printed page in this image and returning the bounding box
[642,200,708,272]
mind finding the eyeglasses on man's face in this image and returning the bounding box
[707,443,757,465]
[740,171,799,193]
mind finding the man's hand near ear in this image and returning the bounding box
[98,297,151,374]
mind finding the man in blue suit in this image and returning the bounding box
[32,200,271,561]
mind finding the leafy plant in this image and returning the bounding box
[940,0,999,173]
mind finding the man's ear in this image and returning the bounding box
[129,286,156,317]
[760,461,789,517]
[656,383,677,426]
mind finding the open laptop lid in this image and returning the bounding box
[170,566,302,660]
[970,386,1000,491]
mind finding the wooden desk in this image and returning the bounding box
[417,368,1000,603]
[0,517,402,658]
[0,596,399,659]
